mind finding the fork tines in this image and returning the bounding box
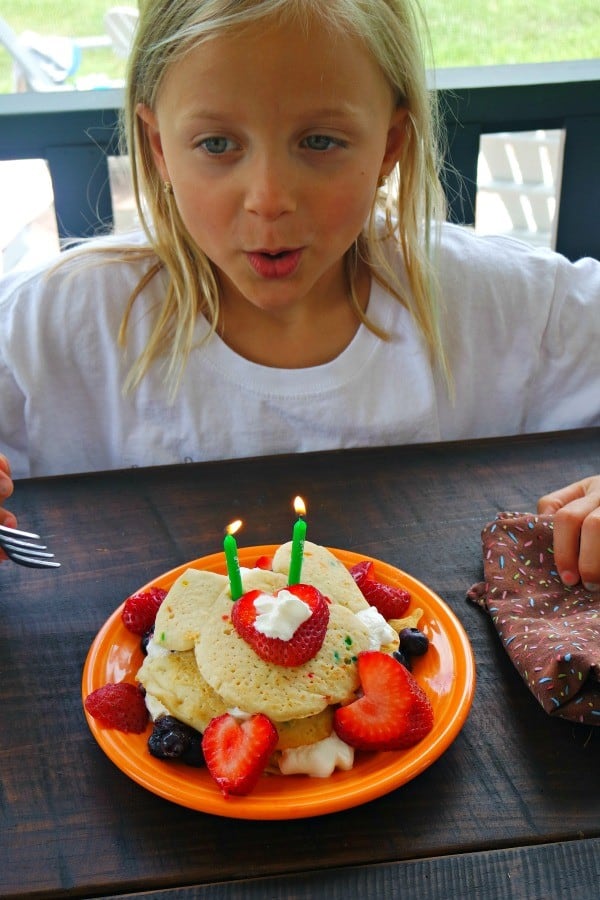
[0,523,61,569]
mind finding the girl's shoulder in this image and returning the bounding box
[377,216,563,276]
[434,222,559,270]
[433,223,600,309]
[378,217,599,305]
[0,230,162,316]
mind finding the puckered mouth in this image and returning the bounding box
[246,248,303,278]
[249,247,301,257]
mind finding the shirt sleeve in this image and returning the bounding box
[525,251,600,431]
[433,227,600,439]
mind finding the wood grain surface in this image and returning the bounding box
[1,430,599,899]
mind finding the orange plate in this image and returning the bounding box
[82,546,475,819]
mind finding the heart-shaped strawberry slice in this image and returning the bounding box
[202,712,278,795]
[84,681,149,733]
[333,650,434,750]
[350,560,411,619]
[232,584,329,667]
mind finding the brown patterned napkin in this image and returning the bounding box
[468,511,600,725]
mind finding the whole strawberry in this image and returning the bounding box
[334,650,434,751]
[121,587,167,635]
[202,712,278,795]
[350,560,411,619]
[232,584,329,667]
[84,682,149,733]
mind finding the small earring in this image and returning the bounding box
[164,181,173,196]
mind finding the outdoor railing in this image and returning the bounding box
[0,59,598,261]
[437,60,600,261]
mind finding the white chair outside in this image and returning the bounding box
[476,130,565,248]
[104,6,138,59]
[0,14,119,92]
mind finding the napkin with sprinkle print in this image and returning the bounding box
[467,511,600,725]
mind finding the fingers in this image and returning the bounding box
[0,456,15,513]
[538,476,600,590]
[0,454,16,562]
[537,476,596,515]
[0,452,12,484]
[0,506,19,561]
[578,507,600,591]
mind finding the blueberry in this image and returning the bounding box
[148,715,204,766]
[392,649,412,670]
[399,627,429,657]
[180,740,205,768]
[141,626,154,654]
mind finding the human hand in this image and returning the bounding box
[538,476,600,591]
[0,454,17,562]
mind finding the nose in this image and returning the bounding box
[243,154,296,220]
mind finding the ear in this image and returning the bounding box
[380,106,408,178]
[136,103,170,182]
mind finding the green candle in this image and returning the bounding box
[288,497,307,585]
[224,520,243,601]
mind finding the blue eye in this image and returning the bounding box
[303,134,342,151]
[199,136,235,155]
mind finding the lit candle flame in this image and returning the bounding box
[289,498,307,585]
[225,519,243,536]
[293,496,306,517]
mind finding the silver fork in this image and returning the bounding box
[0,523,61,569]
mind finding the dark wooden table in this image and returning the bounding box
[2,430,600,900]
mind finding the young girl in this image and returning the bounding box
[0,0,599,585]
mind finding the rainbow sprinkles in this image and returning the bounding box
[468,511,600,725]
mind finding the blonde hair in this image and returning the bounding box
[120,0,447,392]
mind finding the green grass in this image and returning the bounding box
[421,0,600,67]
[0,0,127,92]
[0,0,598,93]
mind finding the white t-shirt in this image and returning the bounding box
[1,223,599,479]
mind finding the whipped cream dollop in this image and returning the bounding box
[253,590,311,640]
[355,606,397,650]
[146,638,170,660]
[226,707,253,721]
[279,733,354,778]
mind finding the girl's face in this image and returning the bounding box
[139,15,406,319]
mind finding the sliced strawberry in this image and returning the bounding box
[84,682,149,733]
[333,651,434,751]
[350,560,411,619]
[254,555,273,570]
[121,587,167,635]
[202,713,278,796]
[232,584,329,667]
